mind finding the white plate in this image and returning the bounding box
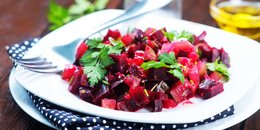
[14,9,260,123]
[9,69,260,129]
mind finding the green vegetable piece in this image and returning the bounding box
[177,30,194,43]
[84,64,106,87]
[159,52,177,65]
[206,59,230,81]
[168,68,185,83]
[141,61,168,70]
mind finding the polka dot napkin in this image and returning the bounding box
[6,38,235,130]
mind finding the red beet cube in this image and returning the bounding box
[129,87,149,107]
[198,79,224,99]
[162,99,178,109]
[102,98,116,110]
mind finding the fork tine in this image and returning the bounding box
[20,63,57,69]
[17,56,42,61]
[15,58,47,64]
[26,67,62,74]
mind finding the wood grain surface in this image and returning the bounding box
[0,0,259,129]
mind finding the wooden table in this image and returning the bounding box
[0,0,259,129]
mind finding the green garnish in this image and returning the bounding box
[80,38,124,86]
[47,0,109,30]
[163,30,194,43]
[206,59,230,81]
[141,52,184,83]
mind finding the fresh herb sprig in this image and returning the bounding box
[47,0,109,30]
[163,30,194,43]
[80,38,124,86]
[141,52,185,83]
[206,59,230,81]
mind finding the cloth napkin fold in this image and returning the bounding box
[7,38,235,130]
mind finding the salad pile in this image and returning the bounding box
[61,28,230,112]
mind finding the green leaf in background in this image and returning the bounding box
[47,0,109,31]
[177,30,194,43]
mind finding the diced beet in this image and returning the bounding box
[110,53,129,74]
[129,87,149,107]
[170,80,192,103]
[211,47,220,62]
[111,80,129,98]
[159,43,174,54]
[209,71,223,81]
[150,29,167,44]
[62,64,77,81]
[132,28,145,42]
[103,29,121,42]
[162,99,178,109]
[124,74,141,89]
[194,31,207,44]
[101,98,117,110]
[128,64,146,79]
[75,41,88,60]
[155,81,170,93]
[79,87,93,102]
[220,48,230,67]
[126,44,137,58]
[92,84,111,105]
[80,74,88,87]
[188,65,200,84]
[154,91,168,100]
[121,34,134,46]
[153,99,163,112]
[146,68,172,81]
[117,99,141,112]
[68,68,83,94]
[172,41,196,57]
[133,50,145,66]
[196,43,212,61]
[188,52,199,63]
[144,27,156,36]
[197,60,207,79]
[144,45,157,61]
[198,79,224,99]
[146,40,159,53]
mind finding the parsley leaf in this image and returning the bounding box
[168,68,185,83]
[141,61,168,70]
[177,30,194,43]
[84,64,106,87]
[86,38,103,49]
[163,31,178,41]
[99,47,114,67]
[206,59,230,81]
[159,52,177,65]
[141,52,185,83]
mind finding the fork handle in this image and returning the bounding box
[82,0,171,39]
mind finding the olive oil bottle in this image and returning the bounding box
[210,0,260,41]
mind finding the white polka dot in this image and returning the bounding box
[9,50,13,53]
[140,127,143,130]
[76,127,81,130]
[123,123,127,126]
[172,125,176,128]
[34,38,39,42]
[55,113,59,116]
[111,128,115,130]
[62,123,66,127]
[211,116,215,120]
[128,126,132,129]
[102,120,106,124]
[97,124,100,126]
[60,116,64,118]
[21,46,26,50]
[161,125,165,129]
[227,108,231,111]
[12,53,16,57]
[72,118,76,122]
[183,124,187,128]
[82,118,87,121]
[194,124,198,126]
[40,110,43,114]
[15,50,19,53]
[15,44,19,47]
[24,41,29,45]
[18,54,23,57]
[100,128,104,130]
[45,113,48,116]
[150,125,154,129]
[64,118,68,121]
[92,118,97,123]
[205,122,208,124]
[49,115,52,119]
[11,46,16,50]
[105,125,109,128]
[50,110,55,113]
[42,107,46,110]
[223,115,227,117]
[58,120,61,124]
[113,121,116,125]
[87,123,90,126]
[31,42,35,46]
[117,126,121,129]
[64,128,68,130]
[5,46,10,50]
[88,127,93,130]
[200,120,204,122]
[54,118,57,121]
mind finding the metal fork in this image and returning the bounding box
[13,0,171,73]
